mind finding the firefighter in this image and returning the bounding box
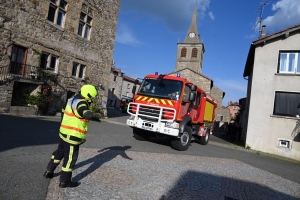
[43,84,99,188]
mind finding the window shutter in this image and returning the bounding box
[192,48,198,58]
[181,48,187,57]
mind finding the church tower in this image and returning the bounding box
[175,8,205,74]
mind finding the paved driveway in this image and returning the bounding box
[0,111,300,200]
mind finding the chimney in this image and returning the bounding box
[261,25,266,38]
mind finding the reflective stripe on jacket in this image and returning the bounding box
[59,97,89,144]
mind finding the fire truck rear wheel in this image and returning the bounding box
[199,129,210,145]
[171,126,192,151]
[133,128,151,141]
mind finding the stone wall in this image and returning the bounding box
[169,68,212,94]
[0,0,120,114]
[108,69,123,108]
[175,44,204,74]
[0,82,13,113]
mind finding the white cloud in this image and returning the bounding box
[208,12,215,20]
[120,0,210,32]
[115,23,143,46]
[263,0,300,31]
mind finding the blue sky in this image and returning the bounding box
[112,0,300,106]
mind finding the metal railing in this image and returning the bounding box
[0,62,54,84]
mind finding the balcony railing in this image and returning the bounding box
[0,62,56,84]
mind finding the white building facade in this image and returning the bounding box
[243,24,300,161]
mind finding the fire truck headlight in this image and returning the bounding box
[165,122,179,129]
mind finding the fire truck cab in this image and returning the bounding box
[126,74,217,151]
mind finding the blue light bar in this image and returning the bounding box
[176,73,180,77]
[155,72,158,75]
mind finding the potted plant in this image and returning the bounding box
[24,92,52,115]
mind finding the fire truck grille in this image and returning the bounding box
[139,106,160,117]
[128,103,176,121]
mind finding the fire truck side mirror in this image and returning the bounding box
[191,85,197,91]
[134,79,139,85]
[189,92,196,102]
[132,85,137,94]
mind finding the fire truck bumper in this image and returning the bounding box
[126,118,179,137]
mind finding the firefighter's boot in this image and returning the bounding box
[43,171,54,179]
[59,180,79,188]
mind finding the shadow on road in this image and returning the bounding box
[0,114,61,152]
[72,146,132,181]
[160,170,299,200]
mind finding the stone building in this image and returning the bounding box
[227,101,240,119]
[0,0,120,115]
[107,66,123,108]
[168,8,230,128]
[121,75,140,98]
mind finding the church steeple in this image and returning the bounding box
[184,7,199,43]
[175,7,204,74]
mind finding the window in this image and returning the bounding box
[182,85,191,102]
[192,48,198,58]
[10,45,27,75]
[273,91,300,117]
[181,48,187,57]
[47,0,67,27]
[72,62,86,78]
[126,92,129,96]
[127,84,130,89]
[139,79,183,99]
[114,75,117,81]
[78,3,93,40]
[220,116,224,121]
[278,51,300,74]
[40,52,58,72]
[112,88,115,94]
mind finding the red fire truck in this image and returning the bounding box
[126,74,218,151]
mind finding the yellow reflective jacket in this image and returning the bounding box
[59,97,89,145]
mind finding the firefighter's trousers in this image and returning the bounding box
[46,137,79,182]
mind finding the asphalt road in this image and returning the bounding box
[0,109,299,200]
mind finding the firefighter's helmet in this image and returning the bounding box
[80,84,98,100]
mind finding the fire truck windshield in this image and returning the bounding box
[138,79,183,100]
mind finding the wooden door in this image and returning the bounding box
[11,45,27,75]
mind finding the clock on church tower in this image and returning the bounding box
[189,32,195,38]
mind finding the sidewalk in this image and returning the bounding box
[46,147,300,200]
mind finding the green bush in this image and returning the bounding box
[90,102,100,113]
[24,92,51,108]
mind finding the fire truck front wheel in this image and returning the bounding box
[171,126,192,151]
[133,128,152,141]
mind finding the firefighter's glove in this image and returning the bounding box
[92,113,101,122]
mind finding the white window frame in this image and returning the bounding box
[47,0,67,28]
[72,62,86,79]
[77,3,93,40]
[279,51,300,74]
[41,52,59,72]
